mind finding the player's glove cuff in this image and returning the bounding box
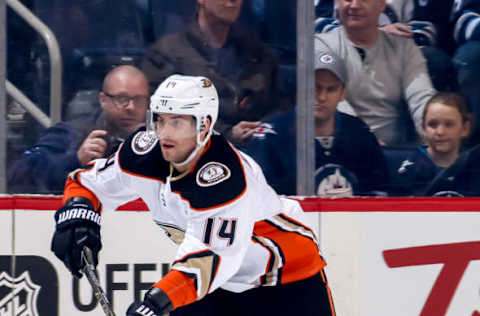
[55,197,101,231]
[126,288,173,316]
[145,287,174,313]
[126,301,160,316]
[51,197,102,278]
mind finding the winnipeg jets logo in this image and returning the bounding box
[398,159,414,174]
[320,53,334,64]
[433,191,464,197]
[0,271,41,316]
[252,123,277,140]
[317,168,353,197]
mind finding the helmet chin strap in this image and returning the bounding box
[171,143,204,168]
[171,118,211,168]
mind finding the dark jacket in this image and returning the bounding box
[245,109,389,196]
[389,145,480,196]
[141,18,292,138]
[8,110,123,194]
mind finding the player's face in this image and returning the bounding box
[155,114,198,163]
[423,102,470,156]
[337,0,386,30]
[314,69,346,121]
[99,75,149,137]
[198,0,243,24]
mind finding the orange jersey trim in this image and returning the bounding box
[154,270,198,310]
[253,220,325,284]
[63,178,101,211]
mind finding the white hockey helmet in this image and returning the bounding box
[149,74,219,147]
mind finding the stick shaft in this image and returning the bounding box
[82,247,116,316]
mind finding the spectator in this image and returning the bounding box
[378,0,455,91]
[389,92,480,196]
[7,65,149,194]
[245,49,388,196]
[451,0,480,145]
[141,0,292,146]
[315,0,436,146]
[315,0,454,52]
[315,0,456,91]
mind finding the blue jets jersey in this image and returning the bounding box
[389,145,480,196]
[245,110,388,196]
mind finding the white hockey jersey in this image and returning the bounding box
[63,131,324,309]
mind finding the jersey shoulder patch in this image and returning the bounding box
[131,131,158,155]
[171,135,246,210]
[196,162,231,187]
[119,129,169,180]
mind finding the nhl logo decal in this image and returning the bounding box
[132,131,158,155]
[197,162,231,187]
[0,271,41,316]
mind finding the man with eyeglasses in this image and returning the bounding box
[8,65,150,194]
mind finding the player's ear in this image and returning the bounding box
[198,116,211,142]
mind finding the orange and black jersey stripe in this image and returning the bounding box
[253,213,325,286]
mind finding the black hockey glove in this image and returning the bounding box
[126,287,173,316]
[51,197,102,278]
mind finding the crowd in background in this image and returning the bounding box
[5,0,480,197]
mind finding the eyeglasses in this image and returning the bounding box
[103,92,150,107]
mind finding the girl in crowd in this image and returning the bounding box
[390,92,480,196]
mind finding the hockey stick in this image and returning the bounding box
[81,246,116,316]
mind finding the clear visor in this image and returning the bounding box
[146,110,198,141]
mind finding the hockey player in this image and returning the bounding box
[50,75,336,315]
[389,92,480,196]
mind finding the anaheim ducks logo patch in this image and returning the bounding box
[132,131,158,155]
[196,162,231,187]
[201,78,212,88]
